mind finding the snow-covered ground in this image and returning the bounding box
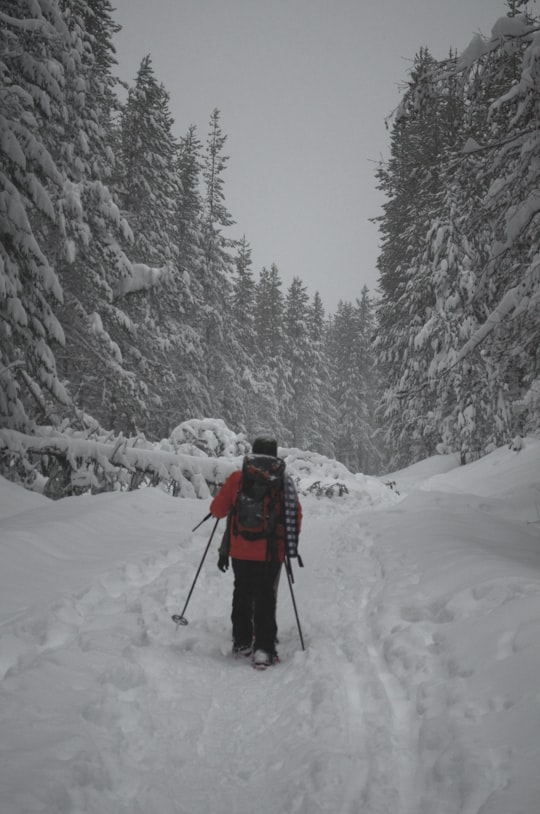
[1,438,539,814]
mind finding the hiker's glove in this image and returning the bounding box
[218,554,229,573]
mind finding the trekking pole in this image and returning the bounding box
[172,517,220,629]
[284,556,305,651]
[191,512,212,533]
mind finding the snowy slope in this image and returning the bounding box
[0,473,49,519]
[0,439,539,814]
[367,439,540,814]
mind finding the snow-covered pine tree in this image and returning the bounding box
[228,236,274,437]
[0,0,73,429]
[114,54,183,435]
[329,298,378,473]
[382,48,506,464]
[170,124,211,424]
[410,7,540,457]
[176,125,204,267]
[255,265,285,361]
[374,49,465,467]
[374,6,540,465]
[119,55,178,269]
[306,291,337,458]
[356,286,382,473]
[283,276,323,450]
[232,235,256,356]
[200,109,250,431]
[252,263,290,441]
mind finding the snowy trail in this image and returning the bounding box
[0,497,411,814]
[309,508,419,814]
[3,439,540,813]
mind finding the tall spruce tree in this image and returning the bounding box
[113,55,184,434]
[200,108,253,430]
[284,276,323,449]
[307,291,337,457]
[226,236,278,437]
[252,264,288,440]
[330,297,379,473]
[231,236,256,355]
[176,124,204,309]
[170,124,210,425]
[356,286,382,472]
[119,56,178,267]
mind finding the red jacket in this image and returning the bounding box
[210,469,302,562]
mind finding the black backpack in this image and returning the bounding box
[233,454,285,541]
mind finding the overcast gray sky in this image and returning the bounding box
[111,0,514,311]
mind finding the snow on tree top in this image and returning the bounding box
[491,14,531,39]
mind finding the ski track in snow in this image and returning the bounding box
[0,498,415,814]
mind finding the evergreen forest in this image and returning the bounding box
[1,0,539,488]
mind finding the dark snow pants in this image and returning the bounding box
[231,559,281,655]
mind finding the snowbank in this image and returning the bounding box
[420,436,540,522]
[365,437,540,813]
[380,451,460,495]
[0,473,49,519]
[283,446,398,508]
[0,487,202,628]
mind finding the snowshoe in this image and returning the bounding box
[232,642,253,658]
[252,649,277,670]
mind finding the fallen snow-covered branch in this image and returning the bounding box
[0,421,394,507]
[0,429,237,499]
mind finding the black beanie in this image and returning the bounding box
[252,437,278,457]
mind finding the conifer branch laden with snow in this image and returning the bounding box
[0,428,220,499]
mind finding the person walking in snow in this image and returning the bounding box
[210,437,302,668]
